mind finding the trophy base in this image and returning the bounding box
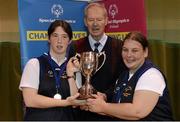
[77,84,97,100]
[74,99,87,105]
[77,94,95,100]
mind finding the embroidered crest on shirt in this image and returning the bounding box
[123,86,132,97]
[48,70,53,77]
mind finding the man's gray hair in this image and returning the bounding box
[84,2,108,18]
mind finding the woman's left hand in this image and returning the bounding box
[86,94,107,114]
[66,57,80,76]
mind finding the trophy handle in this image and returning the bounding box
[96,51,106,72]
[74,53,81,59]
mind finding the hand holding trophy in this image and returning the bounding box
[75,51,106,100]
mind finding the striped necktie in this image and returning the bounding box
[94,42,100,53]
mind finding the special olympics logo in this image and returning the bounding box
[108,4,118,19]
[51,4,63,18]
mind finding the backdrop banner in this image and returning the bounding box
[18,0,146,68]
[18,0,87,68]
[101,0,147,40]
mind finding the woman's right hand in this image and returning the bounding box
[66,93,85,106]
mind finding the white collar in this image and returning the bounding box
[51,56,67,66]
[88,33,107,51]
[44,52,67,66]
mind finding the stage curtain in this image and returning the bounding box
[0,42,23,120]
[149,39,180,120]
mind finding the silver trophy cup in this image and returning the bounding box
[75,51,106,100]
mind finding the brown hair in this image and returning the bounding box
[123,31,148,50]
[48,20,72,40]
